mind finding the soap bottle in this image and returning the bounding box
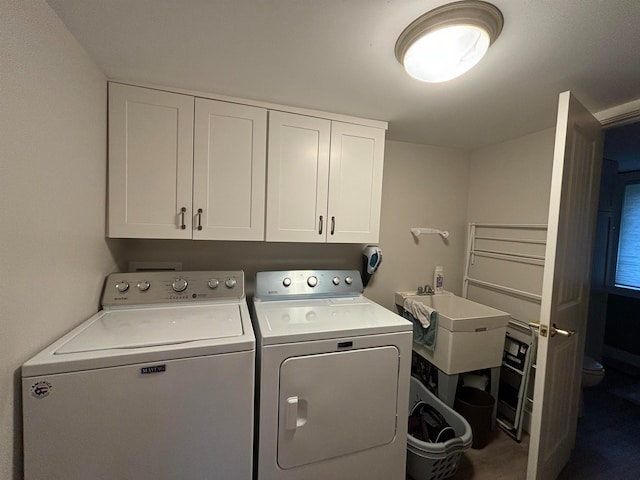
[433,266,444,293]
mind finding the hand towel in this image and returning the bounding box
[404,298,435,328]
[402,298,438,351]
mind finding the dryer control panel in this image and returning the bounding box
[102,270,244,306]
[254,270,363,300]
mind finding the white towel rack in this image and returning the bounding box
[410,227,450,238]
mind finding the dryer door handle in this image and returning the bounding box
[284,396,307,430]
[285,396,299,430]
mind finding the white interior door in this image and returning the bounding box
[527,91,603,479]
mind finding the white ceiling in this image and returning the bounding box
[46,0,640,149]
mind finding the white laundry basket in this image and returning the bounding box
[407,376,473,480]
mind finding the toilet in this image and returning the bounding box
[582,355,605,387]
[579,355,605,417]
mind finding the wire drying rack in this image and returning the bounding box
[462,222,547,441]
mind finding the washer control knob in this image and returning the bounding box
[136,280,150,292]
[225,278,237,289]
[345,276,353,285]
[208,279,220,289]
[283,277,292,287]
[332,276,341,285]
[115,281,129,293]
[307,276,318,287]
[172,278,188,292]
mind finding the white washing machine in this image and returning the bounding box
[251,270,412,480]
[22,270,255,480]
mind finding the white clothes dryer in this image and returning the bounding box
[251,270,412,480]
[22,270,255,480]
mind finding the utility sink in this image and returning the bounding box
[395,291,509,375]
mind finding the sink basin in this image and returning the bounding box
[395,291,509,375]
[395,291,508,332]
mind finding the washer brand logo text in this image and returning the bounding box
[31,381,52,399]
[140,365,166,375]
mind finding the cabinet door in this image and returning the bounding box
[193,99,267,240]
[266,112,331,242]
[108,83,194,239]
[327,122,385,243]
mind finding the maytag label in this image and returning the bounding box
[140,365,166,375]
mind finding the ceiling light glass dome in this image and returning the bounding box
[395,1,503,83]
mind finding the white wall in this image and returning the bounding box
[365,141,471,310]
[0,2,117,478]
[467,128,555,224]
[464,128,555,322]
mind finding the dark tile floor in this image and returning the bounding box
[442,359,640,479]
[558,359,640,479]
[408,359,640,479]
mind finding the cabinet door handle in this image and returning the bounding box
[319,215,324,235]
[179,207,187,230]
[197,208,203,231]
[331,216,335,235]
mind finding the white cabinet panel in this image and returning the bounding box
[23,352,255,479]
[108,84,267,241]
[193,99,267,240]
[108,83,193,239]
[328,122,385,243]
[266,111,331,242]
[267,112,385,243]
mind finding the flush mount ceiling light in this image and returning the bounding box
[395,0,503,83]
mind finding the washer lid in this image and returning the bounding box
[56,304,244,354]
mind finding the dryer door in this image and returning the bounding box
[277,346,399,469]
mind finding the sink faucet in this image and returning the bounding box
[416,285,435,296]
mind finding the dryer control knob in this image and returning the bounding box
[136,280,150,292]
[172,278,188,292]
[208,279,219,289]
[345,276,353,285]
[115,281,129,293]
[332,276,341,285]
[225,278,237,289]
[307,276,318,287]
[283,277,292,287]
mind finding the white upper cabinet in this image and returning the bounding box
[193,98,266,240]
[109,82,386,243]
[327,122,385,243]
[266,112,331,242]
[108,83,194,239]
[108,83,267,240]
[266,111,385,243]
